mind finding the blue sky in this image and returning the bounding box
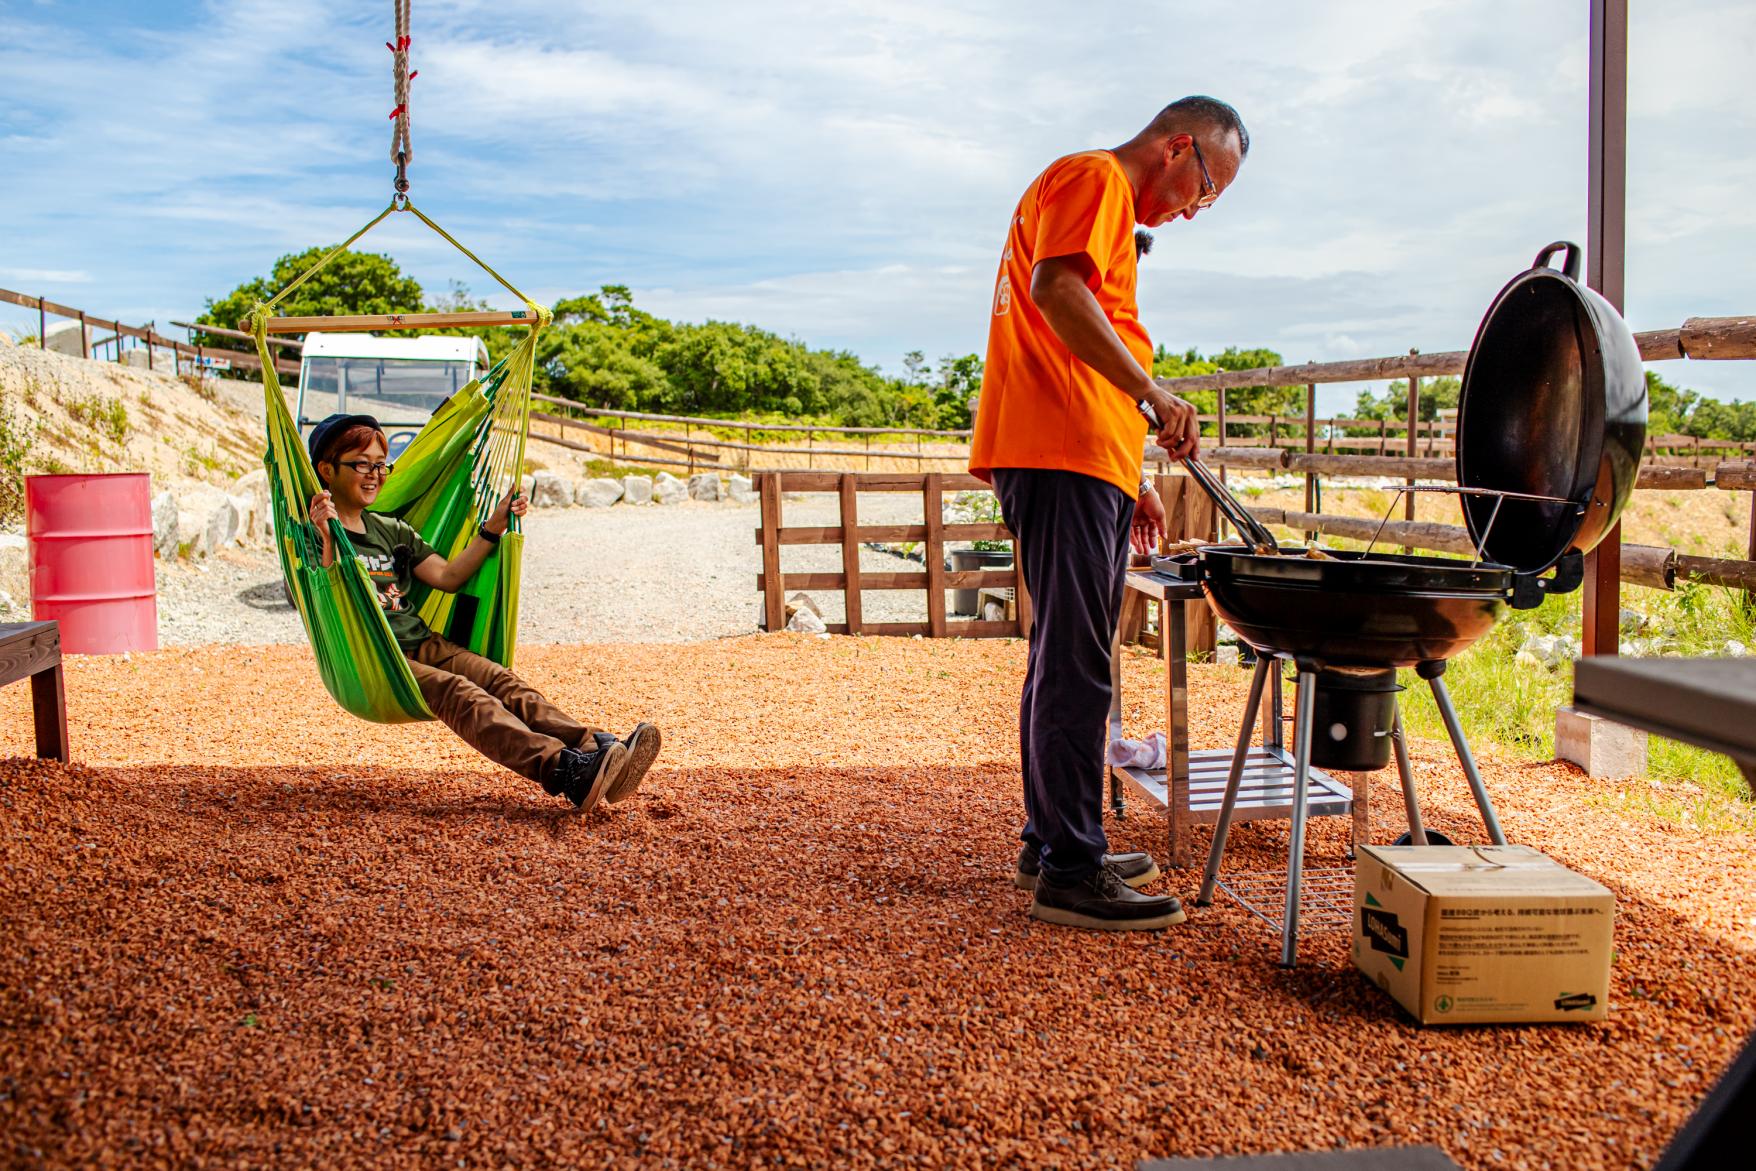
[2,0,1752,415]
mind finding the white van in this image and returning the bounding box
[294,333,491,462]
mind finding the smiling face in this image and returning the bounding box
[318,433,390,511]
[1136,130,1244,227]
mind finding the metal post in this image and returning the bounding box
[1425,671,1507,845]
[1391,706,1427,845]
[38,297,46,348]
[1303,381,1316,541]
[1279,667,1318,968]
[146,321,154,371]
[1583,0,1627,657]
[78,311,88,358]
[1197,655,1273,906]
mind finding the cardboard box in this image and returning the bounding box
[1353,845,1614,1025]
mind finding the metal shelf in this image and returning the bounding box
[1115,746,1353,824]
[1214,866,1355,937]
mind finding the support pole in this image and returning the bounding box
[1197,655,1273,906]
[1279,668,1318,968]
[1583,0,1628,657]
[1391,707,1427,845]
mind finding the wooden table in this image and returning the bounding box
[1573,656,1756,785]
[1108,572,1360,869]
[0,621,69,763]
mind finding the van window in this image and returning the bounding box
[299,357,472,425]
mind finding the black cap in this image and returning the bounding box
[308,413,383,466]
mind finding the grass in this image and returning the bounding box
[1385,574,1756,831]
[0,398,37,525]
[62,393,130,446]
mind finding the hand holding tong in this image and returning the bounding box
[1137,399,1282,553]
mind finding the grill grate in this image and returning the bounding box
[1213,866,1355,937]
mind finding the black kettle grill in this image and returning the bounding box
[1156,242,1648,965]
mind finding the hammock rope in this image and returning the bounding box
[389,0,413,195]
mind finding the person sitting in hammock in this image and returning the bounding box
[305,413,659,812]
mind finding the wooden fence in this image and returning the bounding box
[0,288,301,379]
[752,471,1229,643]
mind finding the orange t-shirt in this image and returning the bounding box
[968,150,1151,498]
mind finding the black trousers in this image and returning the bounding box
[992,467,1133,883]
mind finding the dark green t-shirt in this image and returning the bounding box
[342,512,439,652]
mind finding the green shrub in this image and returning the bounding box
[0,399,37,525]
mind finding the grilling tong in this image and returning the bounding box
[1138,399,1282,552]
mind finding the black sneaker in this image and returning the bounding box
[1014,844,1160,891]
[604,723,661,805]
[1030,866,1186,931]
[549,741,629,813]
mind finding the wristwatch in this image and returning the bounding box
[476,522,502,545]
[1138,476,1153,497]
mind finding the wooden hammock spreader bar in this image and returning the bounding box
[261,310,541,334]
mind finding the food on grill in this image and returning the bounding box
[1303,545,1333,560]
[1160,539,1206,557]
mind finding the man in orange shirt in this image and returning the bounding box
[969,96,1248,931]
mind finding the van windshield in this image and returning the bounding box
[298,357,473,425]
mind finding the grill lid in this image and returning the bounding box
[1454,241,1646,575]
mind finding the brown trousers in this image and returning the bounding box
[407,634,599,790]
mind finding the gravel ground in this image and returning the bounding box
[152,492,972,646]
[2,638,1752,1169]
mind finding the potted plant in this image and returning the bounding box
[946,490,1013,615]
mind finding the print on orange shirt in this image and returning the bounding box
[968,150,1152,498]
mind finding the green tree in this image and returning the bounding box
[933,353,983,430]
[198,246,424,344]
[1353,376,1462,424]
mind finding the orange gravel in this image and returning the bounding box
[2,637,1752,1170]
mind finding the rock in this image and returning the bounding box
[622,475,654,505]
[528,469,573,508]
[43,320,87,357]
[0,534,27,605]
[0,331,12,347]
[653,472,687,505]
[576,478,624,508]
[786,608,827,634]
[151,491,179,558]
[202,497,240,554]
[520,473,537,499]
[687,473,722,502]
[1216,645,1241,667]
[176,510,203,557]
[229,470,271,545]
[727,473,757,504]
[1725,639,1750,657]
[1618,607,1648,635]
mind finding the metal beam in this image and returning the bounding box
[1583,0,1628,658]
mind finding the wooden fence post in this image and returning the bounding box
[840,473,864,635]
[760,472,785,633]
[1405,359,1421,550]
[38,296,45,348]
[924,472,947,637]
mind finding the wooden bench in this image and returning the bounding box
[1,621,69,763]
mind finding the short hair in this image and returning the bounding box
[1149,95,1249,158]
[315,423,385,485]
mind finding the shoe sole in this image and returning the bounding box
[1013,860,1161,892]
[572,743,628,815]
[1028,902,1187,931]
[607,723,660,804]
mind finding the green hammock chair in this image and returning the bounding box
[250,200,550,724]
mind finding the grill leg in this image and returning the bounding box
[1197,655,1272,906]
[1428,674,1507,845]
[1280,668,1318,968]
[1392,704,1428,845]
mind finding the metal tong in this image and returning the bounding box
[1138,399,1283,553]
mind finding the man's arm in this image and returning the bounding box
[1029,255,1199,459]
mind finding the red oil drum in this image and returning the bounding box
[26,473,158,654]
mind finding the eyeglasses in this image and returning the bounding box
[1190,140,1219,210]
[340,460,393,478]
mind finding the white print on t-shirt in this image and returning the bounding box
[355,550,410,613]
[994,273,1011,317]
